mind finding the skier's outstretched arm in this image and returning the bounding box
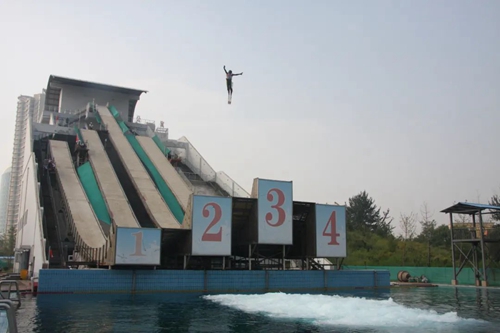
[223,65,228,74]
[233,72,243,76]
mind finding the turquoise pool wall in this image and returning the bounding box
[38,269,390,294]
[348,266,500,286]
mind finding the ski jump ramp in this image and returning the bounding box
[80,129,140,228]
[136,136,192,212]
[96,105,180,229]
[49,140,106,253]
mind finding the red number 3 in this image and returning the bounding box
[265,188,286,227]
[202,203,223,242]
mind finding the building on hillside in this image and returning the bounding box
[0,168,11,235]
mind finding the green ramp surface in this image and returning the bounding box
[94,110,103,125]
[152,135,170,156]
[107,105,184,224]
[107,105,170,155]
[108,105,130,133]
[74,126,83,142]
[125,133,184,223]
[77,161,111,225]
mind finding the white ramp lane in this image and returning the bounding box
[49,140,106,250]
[80,129,140,228]
[136,136,192,212]
[96,105,180,229]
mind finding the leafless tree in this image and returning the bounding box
[420,202,436,267]
[400,212,417,241]
[454,214,469,224]
[400,212,417,265]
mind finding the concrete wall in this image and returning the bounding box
[54,83,139,120]
[38,269,390,294]
[14,119,47,277]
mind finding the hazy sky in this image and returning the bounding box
[1,0,499,233]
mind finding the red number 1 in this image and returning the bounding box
[131,231,146,256]
[201,202,223,242]
[322,211,340,245]
[266,188,286,227]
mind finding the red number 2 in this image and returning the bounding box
[201,203,223,242]
[266,188,286,227]
[322,210,340,245]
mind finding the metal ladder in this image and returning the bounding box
[0,281,21,309]
[0,299,18,333]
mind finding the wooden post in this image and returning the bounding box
[450,213,458,285]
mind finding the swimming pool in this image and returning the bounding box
[16,286,499,332]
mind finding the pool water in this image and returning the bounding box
[16,286,499,332]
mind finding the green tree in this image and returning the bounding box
[339,195,455,268]
[378,209,395,237]
[487,193,500,266]
[0,235,4,256]
[488,225,500,264]
[1,225,16,256]
[489,194,500,221]
[430,224,451,249]
[346,191,394,237]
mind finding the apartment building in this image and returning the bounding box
[6,92,45,232]
[0,167,11,235]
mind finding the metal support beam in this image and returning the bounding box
[478,211,488,286]
[472,214,480,286]
[282,245,286,270]
[449,213,457,285]
[248,244,252,270]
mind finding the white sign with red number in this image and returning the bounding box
[257,179,293,244]
[315,204,346,257]
[115,227,161,265]
[191,195,232,256]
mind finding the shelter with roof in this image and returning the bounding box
[441,202,500,287]
[43,75,147,123]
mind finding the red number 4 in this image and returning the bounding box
[202,202,223,242]
[322,211,340,245]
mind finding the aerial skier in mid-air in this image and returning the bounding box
[224,65,243,104]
